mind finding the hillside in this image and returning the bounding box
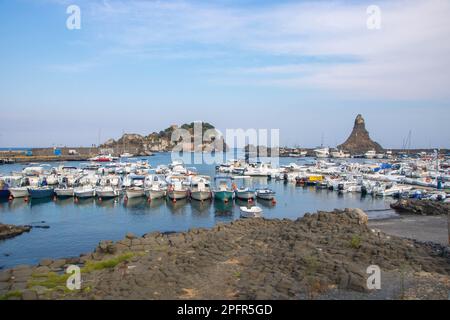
[100,122,228,155]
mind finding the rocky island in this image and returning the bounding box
[338,114,384,154]
[101,122,228,156]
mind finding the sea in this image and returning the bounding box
[0,151,397,269]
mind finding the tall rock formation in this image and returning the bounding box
[338,114,383,154]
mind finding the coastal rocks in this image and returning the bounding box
[1,208,449,300]
[0,223,32,240]
[338,114,383,154]
[391,199,450,215]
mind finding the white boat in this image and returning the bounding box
[9,187,29,198]
[314,147,330,158]
[167,180,188,200]
[96,186,121,199]
[120,153,134,158]
[234,187,256,200]
[145,187,166,200]
[365,150,377,159]
[54,187,75,198]
[190,177,212,201]
[240,206,263,218]
[125,187,145,199]
[255,188,276,200]
[330,150,350,158]
[244,162,274,177]
[74,186,96,198]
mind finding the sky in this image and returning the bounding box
[0,0,449,149]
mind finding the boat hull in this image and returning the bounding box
[145,189,166,200]
[256,192,275,200]
[27,188,54,199]
[55,188,74,198]
[167,190,188,200]
[214,191,234,202]
[235,191,255,200]
[126,188,145,199]
[74,189,95,198]
[96,189,120,199]
[190,191,212,201]
[0,189,10,199]
[9,187,29,198]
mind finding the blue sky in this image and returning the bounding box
[0,0,449,148]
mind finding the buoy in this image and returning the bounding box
[53,195,57,201]
[124,196,128,202]
[173,198,177,203]
[74,197,79,203]
[248,198,253,203]
[98,197,102,202]
[272,199,277,205]
[147,198,152,203]
[8,195,13,201]
[24,197,29,202]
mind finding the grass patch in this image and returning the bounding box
[349,235,362,249]
[82,252,134,272]
[0,290,23,300]
[28,252,135,291]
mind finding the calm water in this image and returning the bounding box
[0,153,397,269]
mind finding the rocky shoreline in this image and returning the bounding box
[390,199,450,216]
[0,224,32,241]
[1,208,449,300]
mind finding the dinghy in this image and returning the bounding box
[240,206,263,218]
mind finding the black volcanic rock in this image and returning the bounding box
[338,114,383,154]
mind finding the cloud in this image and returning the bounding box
[48,0,450,100]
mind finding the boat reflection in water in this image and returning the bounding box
[147,198,165,209]
[29,198,53,207]
[54,197,75,208]
[74,198,96,208]
[256,198,276,209]
[6,199,28,210]
[167,198,189,214]
[214,200,234,216]
[95,198,119,209]
[191,199,212,216]
[123,197,147,210]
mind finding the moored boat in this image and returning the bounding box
[240,206,263,218]
[74,186,96,198]
[27,187,54,199]
[125,187,145,199]
[54,187,75,198]
[255,188,276,200]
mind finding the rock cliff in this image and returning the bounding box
[101,122,228,155]
[338,114,383,154]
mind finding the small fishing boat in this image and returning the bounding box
[9,187,29,198]
[234,187,255,200]
[95,186,121,199]
[54,187,75,198]
[240,206,263,218]
[213,176,234,202]
[255,188,276,200]
[190,176,212,201]
[125,186,145,199]
[27,187,54,199]
[167,181,188,200]
[74,186,96,198]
